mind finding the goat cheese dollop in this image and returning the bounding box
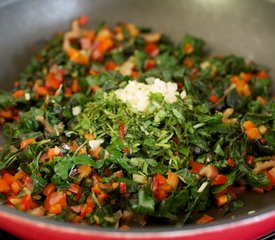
[115,78,185,111]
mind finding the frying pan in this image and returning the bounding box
[0,0,274,239]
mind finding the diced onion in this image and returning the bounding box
[197,182,208,193]
[115,78,182,111]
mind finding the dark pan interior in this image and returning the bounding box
[0,0,274,230]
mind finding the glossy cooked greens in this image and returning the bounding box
[0,17,274,228]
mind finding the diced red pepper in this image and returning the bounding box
[209,95,219,103]
[246,155,254,165]
[216,194,228,207]
[151,174,172,200]
[92,184,109,202]
[245,128,262,140]
[119,182,127,193]
[47,148,58,161]
[78,164,92,178]
[78,15,89,26]
[239,72,253,83]
[0,178,10,193]
[97,38,114,54]
[183,58,193,68]
[145,43,159,57]
[122,147,129,153]
[268,168,275,186]
[24,176,32,190]
[91,146,103,160]
[3,172,15,186]
[45,72,62,90]
[14,171,26,181]
[144,59,155,71]
[20,138,36,149]
[151,174,166,191]
[11,181,22,195]
[212,174,227,186]
[35,86,49,96]
[233,185,246,194]
[64,87,73,97]
[196,214,214,224]
[119,225,130,230]
[44,191,67,214]
[226,159,235,168]
[0,109,11,119]
[114,26,122,33]
[89,69,99,76]
[12,90,24,99]
[84,133,95,140]
[72,79,81,93]
[183,43,194,54]
[68,183,82,200]
[43,183,56,196]
[80,203,92,217]
[68,48,90,65]
[167,170,179,190]
[119,120,125,141]
[256,96,267,105]
[264,171,275,191]
[20,194,33,211]
[189,160,206,174]
[257,70,268,79]
[252,187,264,194]
[105,60,117,70]
[243,121,256,130]
[215,188,228,198]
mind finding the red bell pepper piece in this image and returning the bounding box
[119,182,127,193]
[189,160,206,174]
[119,120,125,141]
[151,174,172,200]
[20,194,33,211]
[212,174,227,186]
[78,15,89,26]
[145,43,159,57]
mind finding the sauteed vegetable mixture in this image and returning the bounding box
[0,16,274,228]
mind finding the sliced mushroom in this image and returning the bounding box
[142,33,161,43]
[125,23,139,37]
[253,157,275,174]
[35,115,55,133]
[199,165,218,180]
[222,108,238,124]
[119,57,135,76]
[63,19,83,52]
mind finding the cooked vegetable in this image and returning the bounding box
[0,16,274,228]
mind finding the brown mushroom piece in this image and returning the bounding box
[199,165,219,180]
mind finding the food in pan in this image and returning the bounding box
[0,16,274,228]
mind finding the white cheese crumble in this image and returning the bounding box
[197,182,208,193]
[89,139,104,151]
[248,210,256,215]
[72,106,81,116]
[25,93,31,101]
[115,78,185,111]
